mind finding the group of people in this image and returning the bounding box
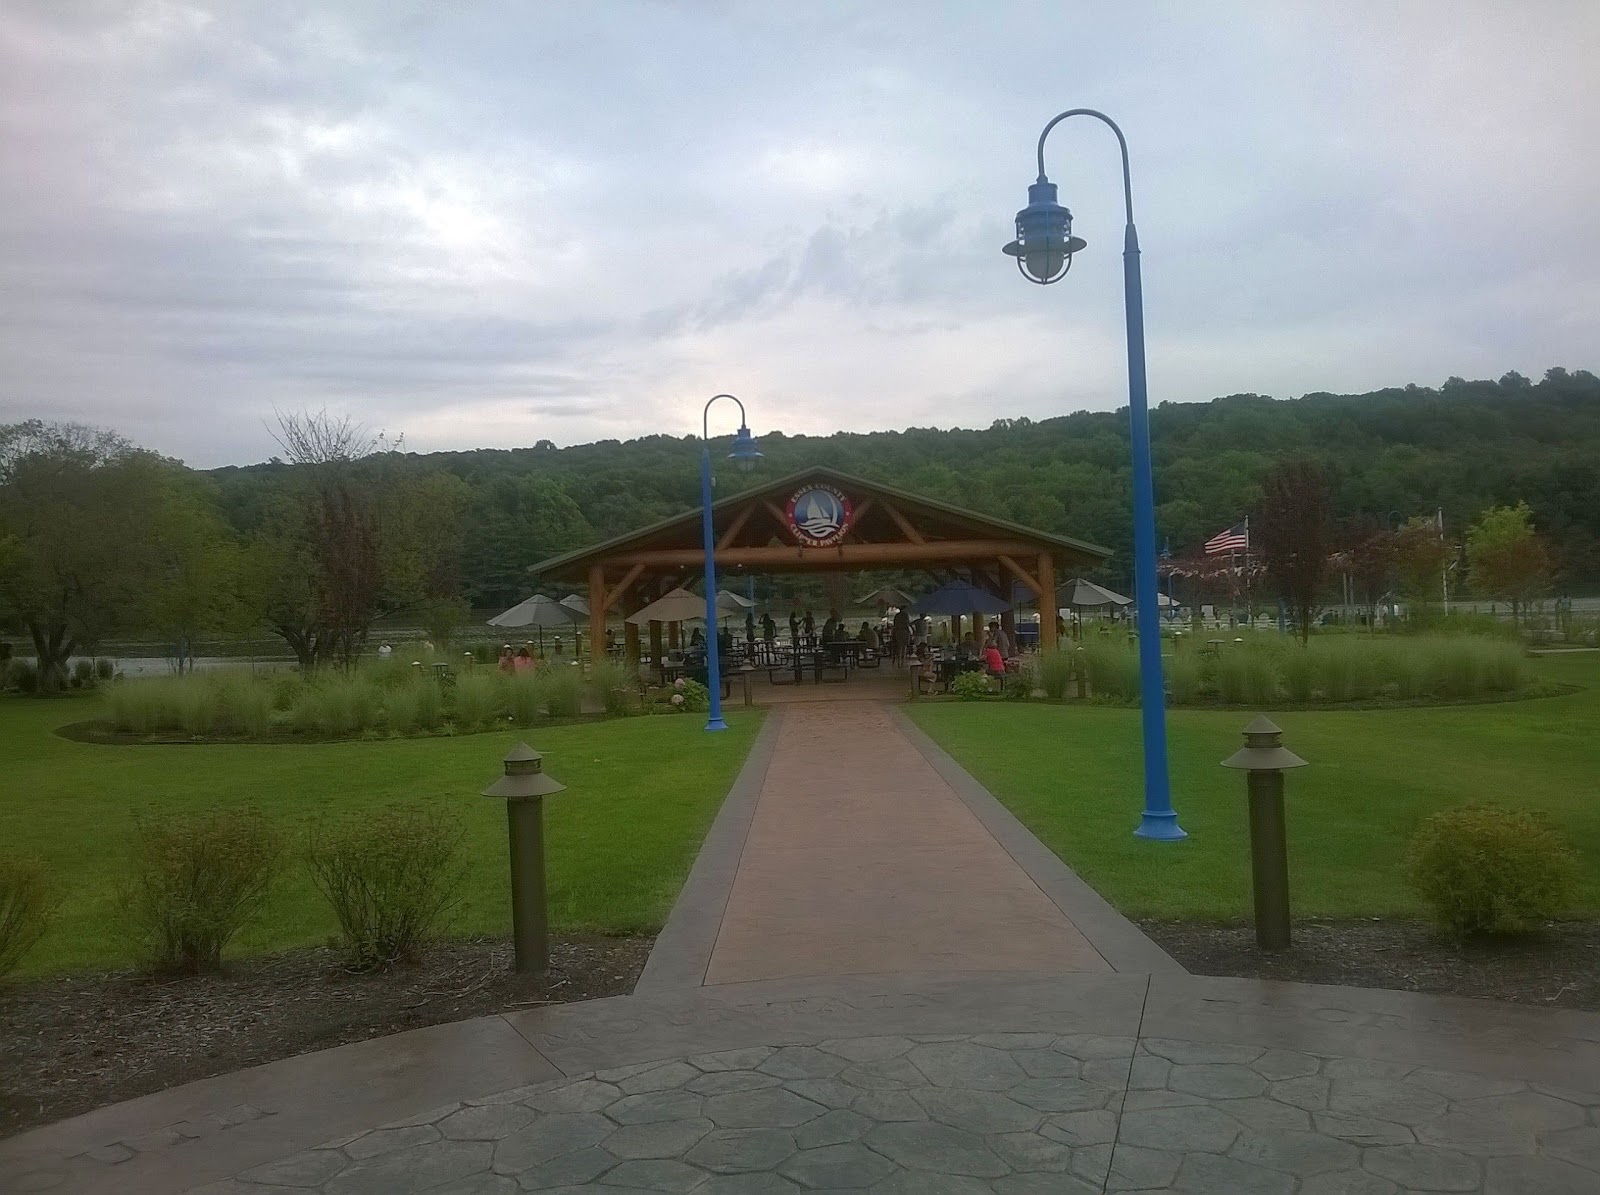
[496,642,563,673]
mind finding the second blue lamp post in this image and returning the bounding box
[699,394,763,732]
[1003,109,1186,841]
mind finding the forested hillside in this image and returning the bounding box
[210,369,1600,606]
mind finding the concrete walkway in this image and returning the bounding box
[637,703,1177,995]
[8,705,1600,1192]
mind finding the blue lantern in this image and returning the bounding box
[728,424,763,473]
[1002,177,1087,284]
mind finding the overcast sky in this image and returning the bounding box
[3,2,1597,468]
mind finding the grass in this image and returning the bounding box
[907,652,1600,921]
[0,694,761,975]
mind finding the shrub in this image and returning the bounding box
[675,677,710,713]
[1082,642,1136,703]
[94,657,114,682]
[71,659,95,689]
[11,661,39,694]
[413,674,445,730]
[950,670,993,700]
[1405,804,1576,937]
[1217,648,1278,705]
[123,809,281,972]
[451,672,500,731]
[0,857,59,977]
[270,671,306,711]
[306,805,466,970]
[1164,651,1204,704]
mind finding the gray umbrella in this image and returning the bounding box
[488,593,581,653]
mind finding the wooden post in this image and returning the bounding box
[649,620,663,666]
[587,565,606,668]
[1037,553,1058,654]
[950,615,961,644]
[669,621,680,650]
[622,588,641,668]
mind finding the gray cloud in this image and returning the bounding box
[1,1,1597,467]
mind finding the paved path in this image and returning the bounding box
[705,702,1109,984]
[8,706,1600,1192]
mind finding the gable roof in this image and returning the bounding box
[531,465,1110,581]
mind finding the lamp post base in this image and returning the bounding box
[1134,808,1188,841]
[704,716,729,732]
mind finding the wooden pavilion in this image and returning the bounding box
[530,466,1110,666]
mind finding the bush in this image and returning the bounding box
[1279,647,1317,702]
[71,659,95,689]
[123,809,281,972]
[11,661,39,694]
[1217,647,1279,705]
[1405,804,1576,937]
[306,806,466,970]
[950,670,993,700]
[1082,642,1137,703]
[95,657,114,682]
[0,857,59,977]
[675,677,710,713]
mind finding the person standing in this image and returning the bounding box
[763,612,777,645]
[802,610,816,644]
[788,610,800,646]
[989,620,1012,658]
[890,609,911,664]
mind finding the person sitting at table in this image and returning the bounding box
[982,638,1006,677]
[820,612,836,643]
[690,626,704,648]
[858,621,878,648]
[960,631,979,658]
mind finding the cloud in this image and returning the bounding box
[0,1,1597,467]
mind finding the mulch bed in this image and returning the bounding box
[0,933,651,1138]
[1139,917,1600,1012]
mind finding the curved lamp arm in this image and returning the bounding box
[703,393,748,441]
[1036,108,1135,226]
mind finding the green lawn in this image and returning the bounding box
[908,652,1600,920]
[1,697,762,975]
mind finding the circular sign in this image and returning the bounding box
[785,484,854,548]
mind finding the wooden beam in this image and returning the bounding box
[716,502,755,551]
[605,539,1048,570]
[880,500,925,544]
[587,564,606,667]
[762,500,792,539]
[851,496,875,523]
[602,563,644,612]
[1037,553,1058,654]
[999,554,1044,598]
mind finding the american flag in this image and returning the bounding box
[1203,521,1249,555]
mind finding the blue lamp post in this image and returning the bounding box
[1003,108,1185,841]
[699,394,763,732]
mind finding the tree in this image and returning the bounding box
[248,411,467,670]
[1252,459,1332,643]
[141,480,246,672]
[1342,521,1397,628]
[1393,516,1450,615]
[1465,502,1551,625]
[0,422,195,691]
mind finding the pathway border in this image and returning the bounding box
[634,706,786,993]
[892,706,1185,975]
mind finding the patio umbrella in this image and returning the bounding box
[559,594,589,616]
[488,593,581,652]
[911,579,1011,616]
[1058,578,1132,609]
[626,587,712,626]
[855,585,914,609]
[716,590,754,612]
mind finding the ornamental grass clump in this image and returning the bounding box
[1279,647,1317,702]
[0,857,59,978]
[1081,641,1137,703]
[1217,647,1279,705]
[537,667,583,718]
[1036,650,1074,700]
[504,673,544,727]
[1405,804,1576,937]
[1164,650,1204,704]
[587,659,639,716]
[306,805,466,971]
[450,672,500,731]
[123,809,281,973]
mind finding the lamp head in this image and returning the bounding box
[729,424,763,473]
[1002,176,1086,284]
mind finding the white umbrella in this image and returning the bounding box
[1058,578,1132,609]
[488,593,581,653]
[717,590,753,612]
[626,587,711,626]
[559,594,590,616]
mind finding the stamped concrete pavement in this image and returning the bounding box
[7,701,1600,1192]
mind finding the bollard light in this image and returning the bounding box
[482,743,567,974]
[1222,716,1308,950]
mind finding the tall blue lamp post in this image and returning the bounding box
[1003,108,1185,840]
[699,394,763,732]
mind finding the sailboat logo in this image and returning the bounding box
[784,484,854,548]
